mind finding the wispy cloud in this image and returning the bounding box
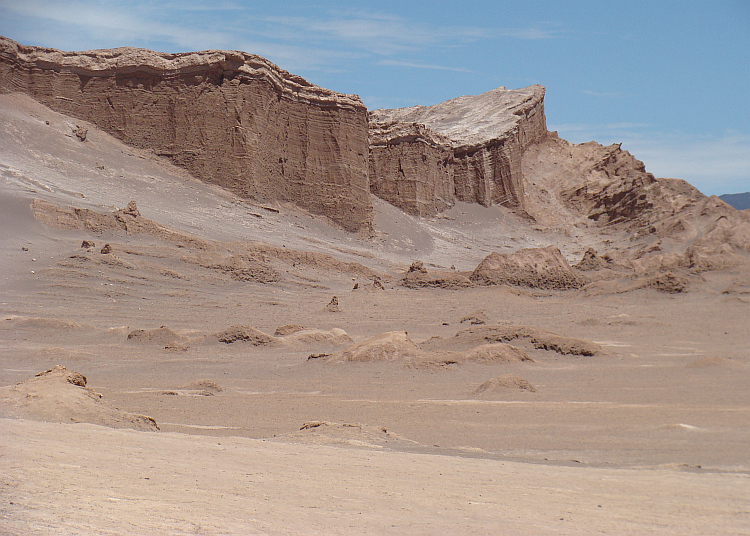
[377,59,473,73]
[497,26,563,40]
[1,1,563,72]
[552,122,750,195]
[624,133,750,195]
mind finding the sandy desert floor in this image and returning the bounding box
[1,93,749,535]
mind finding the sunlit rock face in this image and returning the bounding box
[0,36,372,232]
[369,85,547,217]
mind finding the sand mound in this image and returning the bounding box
[214,325,281,346]
[460,343,534,363]
[279,328,354,347]
[423,324,602,356]
[127,326,184,346]
[322,332,423,362]
[459,310,491,325]
[274,324,306,336]
[178,379,223,394]
[277,421,418,449]
[472,375,537,395]
[471,246,587,290]
[0,366,158,431]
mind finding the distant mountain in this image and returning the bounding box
[719,192,750,210]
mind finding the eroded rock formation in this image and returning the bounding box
[369,86,547,216]
[0,36,371,232]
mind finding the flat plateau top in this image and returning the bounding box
[370,85,544,146]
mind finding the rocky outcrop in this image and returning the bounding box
[0,36,371,232]
[470,245,587,289]
[369,85,547,217]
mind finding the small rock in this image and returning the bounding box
[73,125,88,141]
[324,296,341,312]
[408,260,427,274]
[81,240,96,249]
[123,200,140,218]
[100,244,112,255]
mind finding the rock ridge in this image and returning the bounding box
[0,36,372,232]
[369,85,547,216]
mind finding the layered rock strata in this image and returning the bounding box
[0,37,371,232]
[369,85,547,217]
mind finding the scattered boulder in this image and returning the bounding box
[472,375,537,395]
[471,246,587,289]
[0,366,159,431]
[100,243,112,254]
[80,240,96,249]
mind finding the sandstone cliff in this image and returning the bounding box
[369,86,547,217]
[0,36,371,232]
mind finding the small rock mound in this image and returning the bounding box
[648,271,689,293]
[127,326,184,346]
[322,331,422,362]
[280,328,353,347]
[459,310,491,325]
[424,324,602,357]
[215,325,280,346]
[471,246,587,289]
[0,365,159,431]
[274,324,306,336]
[472,375,537,395]
[178,379,223,393]
[461,343,533,363]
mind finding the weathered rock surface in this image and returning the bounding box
[0,36,371,232]
[369,85,547,216]
[471,245,587,289]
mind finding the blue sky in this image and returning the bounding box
[1,0,748,195]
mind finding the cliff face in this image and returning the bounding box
[369,86,547,217]
[0,37,372,232]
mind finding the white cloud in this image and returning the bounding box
[377,60,473,73]
[625,133,750,195]
[552,123,750,195]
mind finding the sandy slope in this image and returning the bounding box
[1,92,750,535]
[2,418,748,536]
